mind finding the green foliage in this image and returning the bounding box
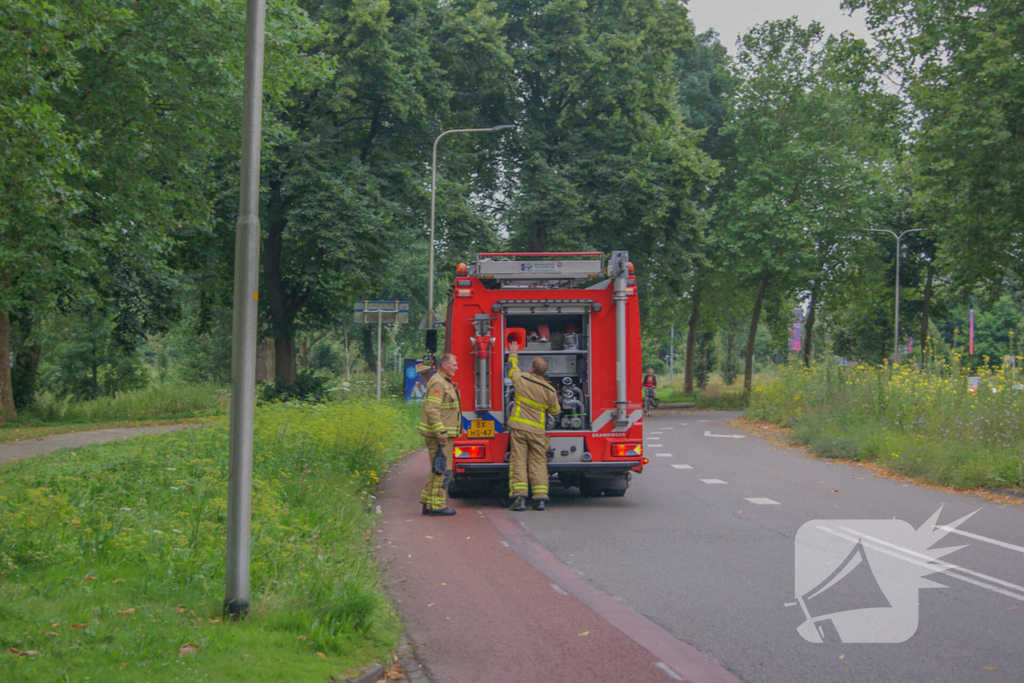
[0,401,419,680]
[748,359,1024,489]
[846,0,1024,283]
[37,313,150,402]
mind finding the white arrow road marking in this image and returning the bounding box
[700,479,728,485]
[745,498,781,505]
[704,431,745,439]
[671,465,693,470]
[655,453,673,458]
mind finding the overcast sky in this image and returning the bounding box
[686,0,872,53]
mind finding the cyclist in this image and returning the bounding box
[643,368,658,414]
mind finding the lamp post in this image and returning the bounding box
[863,228,923,364]
[224,0,266,620]
[427,125,515,327]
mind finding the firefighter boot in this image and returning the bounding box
[532,499,546,511]
[510,496,527,512]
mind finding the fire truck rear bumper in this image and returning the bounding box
[453,461,642,479]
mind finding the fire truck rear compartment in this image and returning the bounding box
[503,312,589,431]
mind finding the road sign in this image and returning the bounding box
[354,300,409,324]
[354,301,410,402]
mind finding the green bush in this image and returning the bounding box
[257,370,331,404]
[0,400,419,681]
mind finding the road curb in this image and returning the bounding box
[346,663,386,683]
[395,634,433,682]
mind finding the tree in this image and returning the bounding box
[846,0,1024,283]
[0,0,323,417]
[497,0,717,267]
[718,19,893,391]
[254,0,511,384]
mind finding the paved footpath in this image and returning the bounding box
[378,450,743,683]
[0,425,200,465]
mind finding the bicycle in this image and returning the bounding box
[643,386,657,416]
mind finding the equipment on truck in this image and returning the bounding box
[441,252,646,499]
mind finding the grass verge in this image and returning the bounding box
[747,360,1024,491]
[0,400,420,682]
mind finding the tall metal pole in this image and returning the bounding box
[863,228,923,364]
[376,309,383,403]
[669,325,675,382]
[225,0,266,620]
[428,125,514,327]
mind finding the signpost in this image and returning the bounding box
[354,301,410,402]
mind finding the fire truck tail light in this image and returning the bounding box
[643,458,649,465]
[454,445,486,459]
[612,443,641,457]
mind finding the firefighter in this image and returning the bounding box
[418,353,461,516]
[506,341,561,511]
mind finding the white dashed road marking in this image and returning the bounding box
[700,479,728,485]
[671,465,693,470]
[550,583,569,596]
[655,453,673,458]
[651,431,663,435]
[647,437,660,440]
[745,498,781,505]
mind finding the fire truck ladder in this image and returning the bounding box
[470,252,605,289]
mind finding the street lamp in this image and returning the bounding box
[427,125,515,327]
[863,228,924,364]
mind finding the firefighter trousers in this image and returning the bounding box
[420,436,454,511]
[509,429,549,500]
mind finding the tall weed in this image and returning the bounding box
[748,359,1024,490]
[21,383,228,424]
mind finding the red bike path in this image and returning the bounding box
[378,450,744,683]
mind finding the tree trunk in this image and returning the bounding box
[529,225,546,252]
[919,261,934,359]
[11,305,42,409]
[344,323,351,379]
[362,325,375,372]
[275,333,297,385]
[744,274,770,396]
[803,280,819,368]
[684,287,702,396]
[0,311,17,422]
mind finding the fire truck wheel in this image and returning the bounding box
[447,478,467,498]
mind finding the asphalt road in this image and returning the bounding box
[514,411,1024,683]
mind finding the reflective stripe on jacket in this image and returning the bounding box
[418,372,461,439]
[507,354,561,435]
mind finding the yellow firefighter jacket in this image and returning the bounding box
[418,371,461,439]
[507,354,561,435]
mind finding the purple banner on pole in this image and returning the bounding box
[789,308,804,352]
[969,310,975,355]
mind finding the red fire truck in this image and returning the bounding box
[443,251,647,499]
